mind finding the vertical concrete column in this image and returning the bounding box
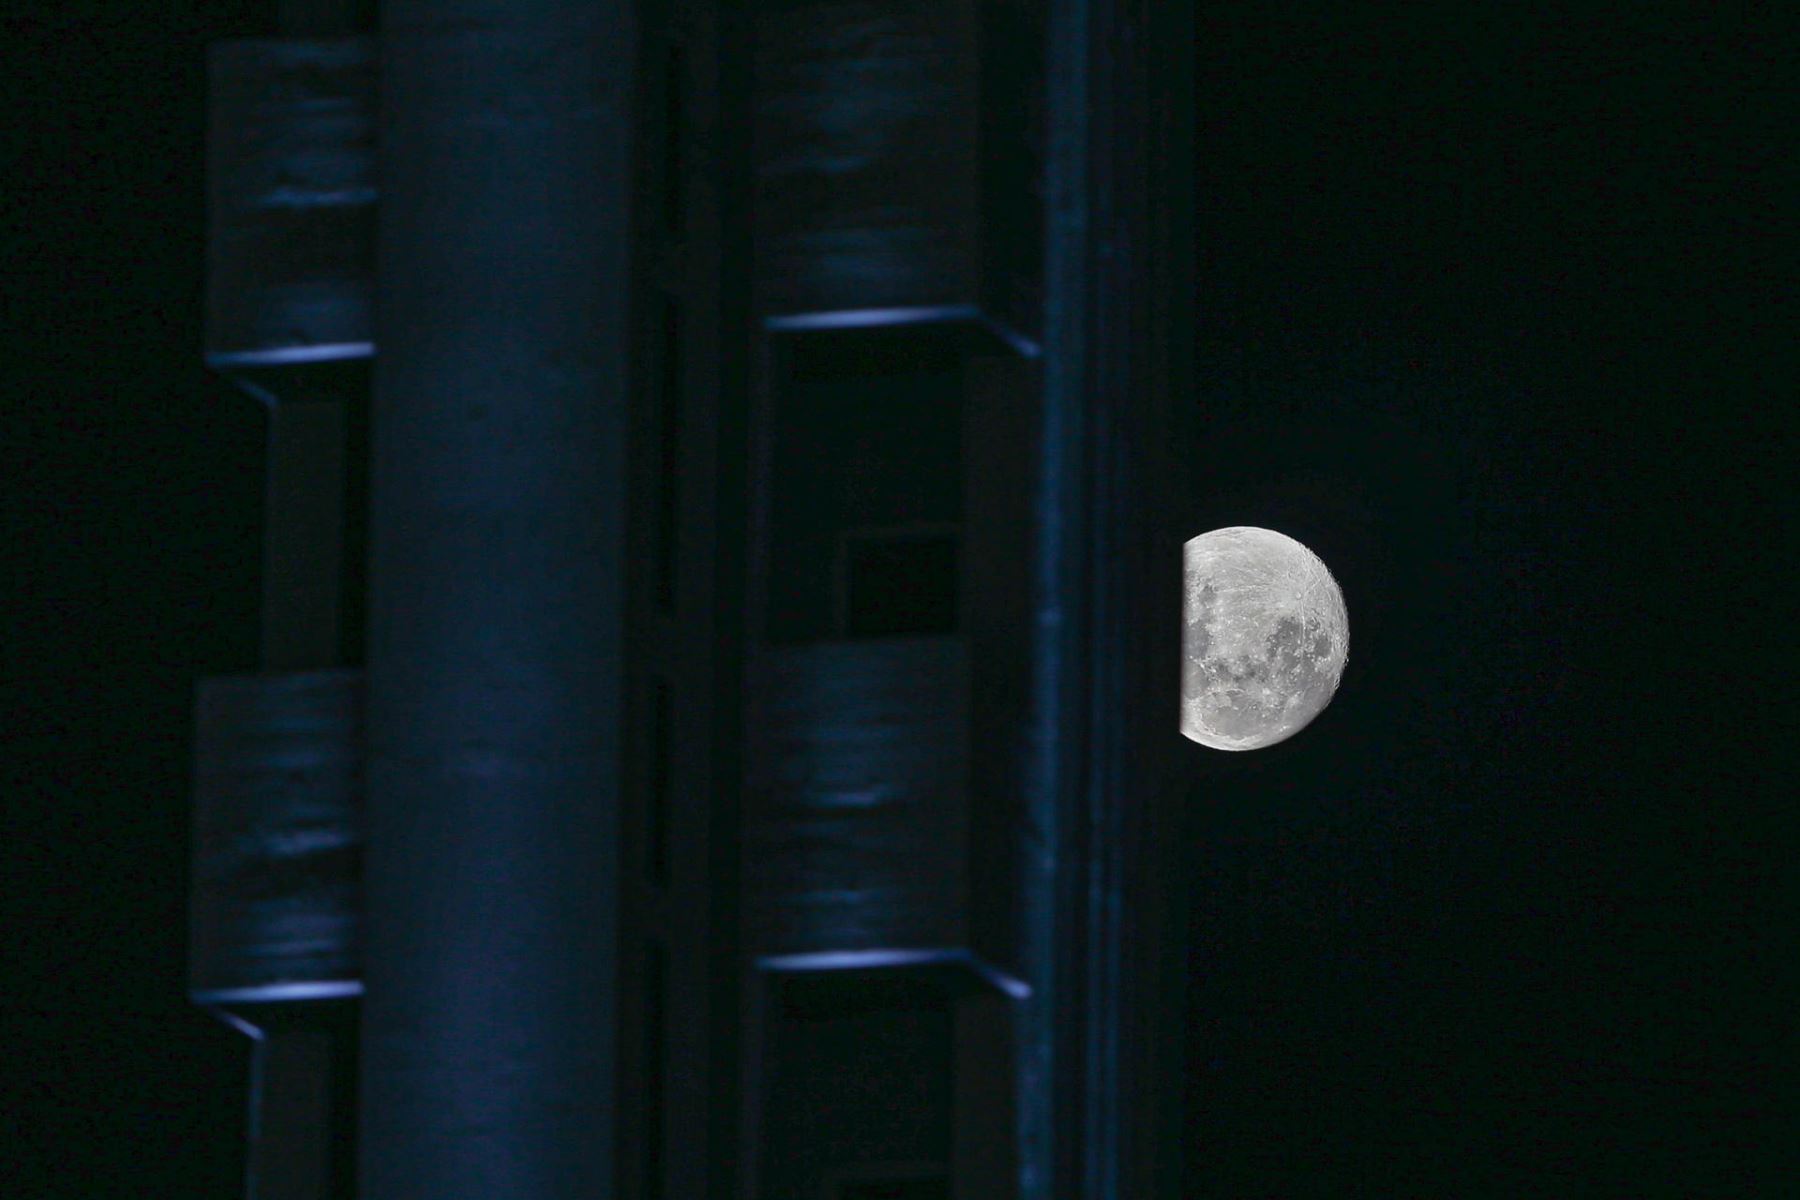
[362,2,636,1198]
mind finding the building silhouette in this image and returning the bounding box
[190,2,1189,1197]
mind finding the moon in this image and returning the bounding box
[1183,526,1349,751]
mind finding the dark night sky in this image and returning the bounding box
[1176,8,1791,1192]
[5,5,266,1195]
[1,3,1789,1195]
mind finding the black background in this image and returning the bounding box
[5,4,264,1196]
[2,2,1788,1195]
[1178,7,1788,1192]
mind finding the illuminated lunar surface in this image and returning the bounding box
[1182,526,1349,750]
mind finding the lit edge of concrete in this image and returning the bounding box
[756,948,1032,1000]
[765,306,1041,360]
[194,980,365,1006]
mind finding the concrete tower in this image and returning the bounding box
[191,1,1190,1197]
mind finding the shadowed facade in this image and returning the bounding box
[190,0,1189,1197]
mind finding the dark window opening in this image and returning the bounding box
[337,386,370,668]
[764,324,967,644]
[642,939,668,1200]
[760,970,955,1200]
[647,677,672,888]
[662,39,687,236]
[655,295,682,613]
[841,529,959,637]
[249,356,371,672]
[327,1006,361,1200]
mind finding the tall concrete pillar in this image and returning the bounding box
[361,2,636,1197]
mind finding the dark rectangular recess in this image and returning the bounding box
[655,294,682,613]
[328,1010,361,1200]
[247,1031,331,1200]
[776,969,954,1023]
[643,938,668,1200]
[246,357,370,672]
[757,970,956,1198]
[227,997,361,1200]
[260,400,347,671]
[663,38,687,236]
[764,324,967,644]
[647,677,672,888]
[783,323,970,383]
[337,386,370,667]
[842,531,959,637]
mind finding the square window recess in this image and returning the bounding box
[838,526,960,637]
